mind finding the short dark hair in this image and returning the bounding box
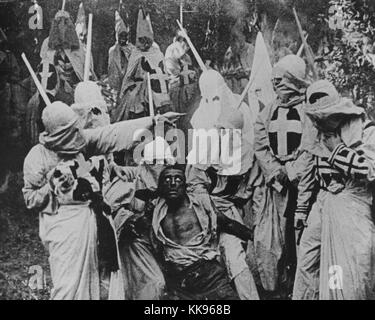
[159,164,186,178]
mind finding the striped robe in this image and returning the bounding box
[293,119,375,300]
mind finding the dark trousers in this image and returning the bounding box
[165,259,240,300]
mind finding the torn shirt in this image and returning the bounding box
[152,193,219,270]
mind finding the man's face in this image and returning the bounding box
[159,169,186,202]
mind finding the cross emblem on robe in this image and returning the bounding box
[149,64,169,94]
[268,107,302,157]
[180,64,195,85]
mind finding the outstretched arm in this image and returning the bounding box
[84,117,153,156]
[216,209,254,242]
[295,151,317,229]
[84,113,183,157]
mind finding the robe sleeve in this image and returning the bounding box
[295,151,317,217]
[285,150,311,183]
[84,117,153,156]
[254,106,282,183]
[22,146,57,214]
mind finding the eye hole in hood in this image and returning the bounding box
[309,92,329,104]
[91,107,102,115]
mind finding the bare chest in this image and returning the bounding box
[161,205,203,245]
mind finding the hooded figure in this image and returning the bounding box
[136,10,152,47]
[165,30,198,116]
[72,81,129,300]
[253,54,309,297]
[22,97,170,299]
[40,10,96,105]
[187,70,261,300]
[75,3,87,45]
[48,10,80,51]
[108,10,134,92]
[293,80,375,300]
[24,101,98,300]
[72,81,110,129]
[189,69,254,177]
[111,9,171,122]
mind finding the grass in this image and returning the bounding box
[0,172,51,300]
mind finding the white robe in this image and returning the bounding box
[23,117,153,300]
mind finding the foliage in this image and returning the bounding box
[319,0,375,114]
[1,0,253,74]
[0,173,51,300]
[255,0,375,114]
[2,0,375,106]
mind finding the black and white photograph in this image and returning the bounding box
[0,0,375,304]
